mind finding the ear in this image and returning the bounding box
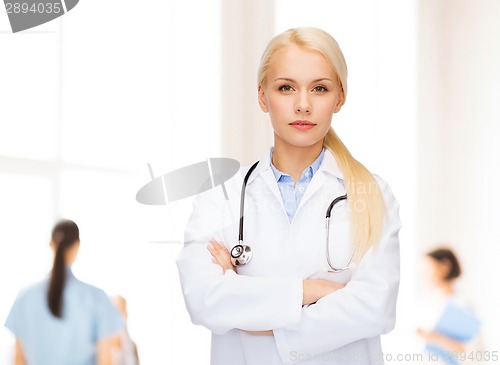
[258,85,269,113]
[333,91,344,114]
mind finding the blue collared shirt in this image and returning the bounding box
[5,267,124,365]
[270,147,325,222]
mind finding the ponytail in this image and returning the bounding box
[323,129,385,261]
[47,219,79,318]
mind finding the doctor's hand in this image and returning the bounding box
[207,239,344,305]
[208,238,235,273]
[302,279,345,306]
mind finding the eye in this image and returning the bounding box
[312,85,328,92]
[278,85,294,92]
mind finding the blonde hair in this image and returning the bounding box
[258,27,385,261]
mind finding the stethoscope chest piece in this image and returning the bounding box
[230,244,252,266]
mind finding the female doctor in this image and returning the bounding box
[176,27,401,365]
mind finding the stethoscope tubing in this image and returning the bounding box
[325,194,352,272]
[238,161,259,243]
[235,161,352,272]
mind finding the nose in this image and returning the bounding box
[295,92,311,114]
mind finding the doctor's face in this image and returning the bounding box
[258,45,343,150]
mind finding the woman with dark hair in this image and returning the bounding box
[417,247,481,365]
[4,219,124,365]
[427,248,462,282]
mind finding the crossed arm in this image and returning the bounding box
[207,238,345,336]
[177,176,400,363]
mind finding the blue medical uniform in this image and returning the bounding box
[5,267,124,365]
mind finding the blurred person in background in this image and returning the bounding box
[111,295,140,365]
[4,219,124,365]
[417,247,482,365]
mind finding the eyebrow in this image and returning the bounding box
[273,77,334,83]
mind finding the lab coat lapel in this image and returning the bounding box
[294,149,345,218]
[246,147,287,218]
[245,147,344,222]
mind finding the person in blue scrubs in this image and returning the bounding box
[4,219,124,365]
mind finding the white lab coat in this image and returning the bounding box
[176,147,401,365]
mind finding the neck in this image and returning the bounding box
[437,280,455,296]
[272,137,323,183]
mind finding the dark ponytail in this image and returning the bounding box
[47,219,79,318]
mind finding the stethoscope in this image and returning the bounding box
[230,161,353,272]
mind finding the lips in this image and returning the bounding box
[289,120,316,126]
[289,120,316,131]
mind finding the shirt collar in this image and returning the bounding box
[66,265,75,280]
[269,147,325,182]
[245,146,344,186]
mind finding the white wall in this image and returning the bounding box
[221,0,275,164]
[418,0,500,350]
